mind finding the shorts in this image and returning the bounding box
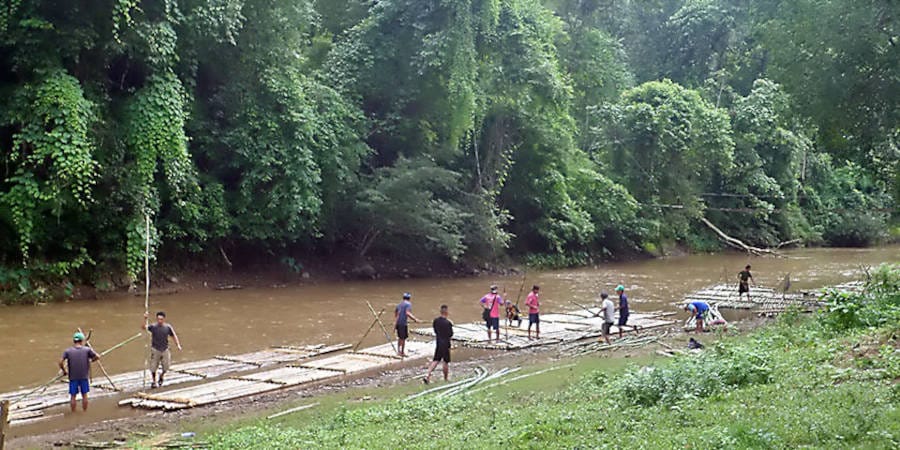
[396,324,409,340]
[486,317,500,330]
[433,343,451,363]
[69,379,90,396]
[601,322,613,335]
[618,313,629,327]
[697,310,708,320]
[739,282,749,294]
[529,313,539,325]
[150,348,171,373]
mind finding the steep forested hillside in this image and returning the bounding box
[0,0,896,288]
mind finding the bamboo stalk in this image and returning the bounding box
[266,402,319,420]
[143,214,151,389]
[1,399,9,450]
[354,309,385,351]
[366,301,397,355]
[80,328,118,391]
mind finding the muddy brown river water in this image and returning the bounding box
[1,246,896,394]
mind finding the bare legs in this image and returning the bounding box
[69,394,88,412]
[397,338,406,357]
[425,361,449,383]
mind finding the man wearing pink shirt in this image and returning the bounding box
[480,285,505,342]
[525,285,541,339]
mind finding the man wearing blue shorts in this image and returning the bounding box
[59,332,100,412]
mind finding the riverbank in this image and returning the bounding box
[152,266,900,448]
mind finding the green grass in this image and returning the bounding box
[195,265,900,449]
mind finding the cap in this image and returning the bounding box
[402,292,411,299]
[73,332,85,342]
[490,285,498,293]
[615,285,625,292]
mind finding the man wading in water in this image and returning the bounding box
[424,305,453,384]
[60,332,100,412]
[480,285,505,342]
[738,265,754,301]
[395,292,420,357]
[142,311,182,388]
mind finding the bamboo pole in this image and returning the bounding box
[366,301,397,355]
[0,399,9,450]
[353,308,385,351]
[143,214,151,389]
[266,402,319,420]
[79,328,118,390]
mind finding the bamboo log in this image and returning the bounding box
[266,402,319,420]
[1,399,9,450]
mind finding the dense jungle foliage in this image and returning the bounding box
[0,0,897,288]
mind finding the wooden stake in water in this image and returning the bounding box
[143,214,151,389]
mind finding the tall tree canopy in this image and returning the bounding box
[0,0,895,291]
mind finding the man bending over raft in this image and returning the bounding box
[142,311,182,388]
[424,304,454,384]
[685,301,710,333]
[395,292,421,357]
[480,285,505,342]
[60,332,100,411]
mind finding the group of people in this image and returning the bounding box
[599,285,639,344]
[59,311,181,412]
[60,265,758,410]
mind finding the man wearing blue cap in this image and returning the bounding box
[59,332,100,412]
[615,285,639,338]
[395,292,420,357]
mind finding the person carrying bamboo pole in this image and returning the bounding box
[59,332,100,412]
[142,311,182,388]
[424,305,453,384]
[394,293,420,357]
[480,285,505,342]
[525,285,540,340]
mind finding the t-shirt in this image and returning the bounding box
[618,294,629,316]
[147,323,175,351]
[433,316,454,344]
[62,346,98,381]
[395,300,412,326]
[525,292,540,314]
[602,299,616,323]
[739,270,752,282]
[690,301,710,314]
[480,294,504,318]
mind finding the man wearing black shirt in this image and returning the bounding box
[424,305,453,384]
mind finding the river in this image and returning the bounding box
[0,246,896,392]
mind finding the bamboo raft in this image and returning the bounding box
[411,309,676,350]
[682,283,861,311]
[0,343,350,424]
[120,341,434,411]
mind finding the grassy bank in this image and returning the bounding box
[199,266,899,449]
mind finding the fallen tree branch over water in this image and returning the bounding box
[700,217,784,257]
